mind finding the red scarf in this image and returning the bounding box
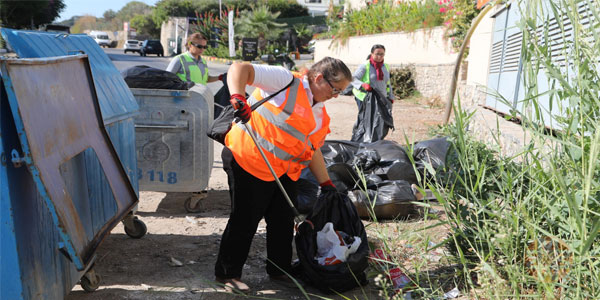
[369,57,384,81]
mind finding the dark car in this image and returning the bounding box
[140,40,164,57]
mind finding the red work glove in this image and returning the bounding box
[361,83,372,91]
[218,73,225,81]
[319,179,337,193]
[230,93,251,124]
[389,98,395,104]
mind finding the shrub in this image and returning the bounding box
[390,67,416,100]
[325,0,444,46]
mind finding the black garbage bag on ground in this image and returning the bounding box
[352,148,380,173]
[294,190,369,293]
[349,180,417,219]
[321,140,360,165]
[121,65,192,90]
[351,90,394,143]
[358,140,417,183]
[413,137,450,180]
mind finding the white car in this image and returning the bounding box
[89,31,111,48]
[124,40,142,54]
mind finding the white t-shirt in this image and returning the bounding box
[251,64,325,135]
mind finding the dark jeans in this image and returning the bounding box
[215,148,298,279]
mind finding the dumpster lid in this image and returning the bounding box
[0,28,138,123]
[0,55,138,271]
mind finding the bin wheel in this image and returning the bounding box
[124,217,147,239]
[80,271,101,292]
[184,191,207,213]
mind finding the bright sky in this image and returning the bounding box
[58,0,161,21]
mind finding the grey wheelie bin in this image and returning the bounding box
[0,55,138,299]
[131,85,214,213]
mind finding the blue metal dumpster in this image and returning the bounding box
[0,55,138,299]
[131,85,214,212]
[1,28,146,238]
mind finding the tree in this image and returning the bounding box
[130,14,160,38]
[265,0,308,18]
[0,0,66,29]
[103,9,117,21]
[152,0,200,28]
[70,15,98,34]
[235,5,286,41]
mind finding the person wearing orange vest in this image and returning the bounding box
[215,57,352,292]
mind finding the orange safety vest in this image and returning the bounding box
[225,74,331,181]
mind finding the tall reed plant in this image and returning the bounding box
[427,0,600,298]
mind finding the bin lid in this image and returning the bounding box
[0,28,138,123]
[0,55,138,271]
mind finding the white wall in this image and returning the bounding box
[314,27,457,66]
[465,8,494,86]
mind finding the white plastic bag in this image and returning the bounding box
[315,222,361,265]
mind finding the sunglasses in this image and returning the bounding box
[191,43,208,49]
[324,77,342,95]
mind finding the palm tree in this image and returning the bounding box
[235,5,287,43]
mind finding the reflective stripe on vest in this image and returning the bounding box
[177,52,208,84]
[352,62,391,101]
[225,75,326,181]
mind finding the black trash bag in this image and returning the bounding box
[360,140,405,162]
[352,148,380,173]
[295,191,369,293]
[351,90,394,143]
[360,140,417,183]
[327,163,359,193]
[213,73,235,119]
[121,65,192,90]
[296,164,357,214]
[321,140,360,165]
[297,168,319,214]
[350,180,417,219]
[413,137,450,175]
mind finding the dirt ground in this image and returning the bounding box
[66,94,446,300]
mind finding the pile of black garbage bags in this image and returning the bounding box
[298,137,449,219]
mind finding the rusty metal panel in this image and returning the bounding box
[0,29,138,122]
[0,55,138,271]
[0,29,139,196]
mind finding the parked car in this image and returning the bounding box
[124,40,142,54]
[89,30,111,48]
[140,40,164,57]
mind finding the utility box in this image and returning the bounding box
[132,85,214,193]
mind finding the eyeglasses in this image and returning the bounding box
[323,77,342,95]
[191,43,208,49]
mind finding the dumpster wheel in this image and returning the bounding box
[80,269,102,292]
[123,216,147,239]
[184,191,207,213]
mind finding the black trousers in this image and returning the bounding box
[215,148,298,279]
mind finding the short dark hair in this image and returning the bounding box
[187,33,206,45]
[367,44,386,60]
[308,56,352,83]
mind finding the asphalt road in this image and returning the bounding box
[103,48,231,95]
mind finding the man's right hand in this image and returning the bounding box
[230,94,251,123]
[361,83,372,91]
